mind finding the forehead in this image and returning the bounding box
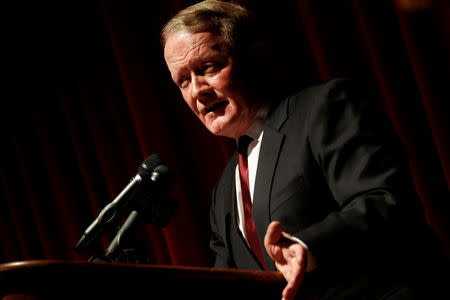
[164,31,227,67]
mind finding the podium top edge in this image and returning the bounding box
[0,259,284,283]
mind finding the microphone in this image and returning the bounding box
[136,165,178,227]
[74,154,170,254]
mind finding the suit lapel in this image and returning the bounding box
[252,97,289,270]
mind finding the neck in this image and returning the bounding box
[235,102,270,141]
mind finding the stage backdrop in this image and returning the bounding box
[1,0,449,266]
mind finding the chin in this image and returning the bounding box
[205,115,241,138]
[206,124,232,138]
[207,126,226,137]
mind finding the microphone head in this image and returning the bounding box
[151,165,175,187]
[138,154,165,179]
[135,161,177,227]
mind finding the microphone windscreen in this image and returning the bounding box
[135,163,177,227]
[138,154,165,178]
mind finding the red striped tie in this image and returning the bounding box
[238,135,266,269]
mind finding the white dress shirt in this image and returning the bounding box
[234,106,313,265]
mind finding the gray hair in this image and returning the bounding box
[161,0,257,54]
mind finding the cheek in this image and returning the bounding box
[215,68,233,90]
[181,90,198,113]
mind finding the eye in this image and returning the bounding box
[178,76,190,88]
[201,62,221,75]
[204,63,215,72]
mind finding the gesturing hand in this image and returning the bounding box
[264,221,307,300]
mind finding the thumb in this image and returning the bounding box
[264,221,283,258]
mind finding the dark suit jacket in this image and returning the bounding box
[209,79,448,299]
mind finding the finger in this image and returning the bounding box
[282,248,301,278]
[282,284,293,300]
[264,221,282,245]
[264,221,282,252]
[281,245,306,300]
[283,274,302,300]
[282,280,300,300]
[284,245,304,267]
[286,245,307,279]
[264,221,283,260]
[281,266,303,300]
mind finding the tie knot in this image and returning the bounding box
[238,135,253,156]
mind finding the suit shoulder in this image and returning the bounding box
[288,78,377,114]
[289,78,354,103]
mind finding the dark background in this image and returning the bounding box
[1,0,449,266]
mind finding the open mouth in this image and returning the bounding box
[205,101,227,114]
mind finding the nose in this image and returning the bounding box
[191,74,213,101]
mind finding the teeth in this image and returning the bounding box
[206,102,223,114]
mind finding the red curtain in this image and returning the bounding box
[1,0,449,267]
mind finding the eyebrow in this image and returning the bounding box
[172,48,228,79]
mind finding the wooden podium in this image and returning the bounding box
[0,260,286,299]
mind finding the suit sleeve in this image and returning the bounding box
[296,79,428,269]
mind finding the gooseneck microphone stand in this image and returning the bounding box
[88,209,150,264]
[76,154,176,264]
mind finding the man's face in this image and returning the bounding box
[164,31,259,139]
